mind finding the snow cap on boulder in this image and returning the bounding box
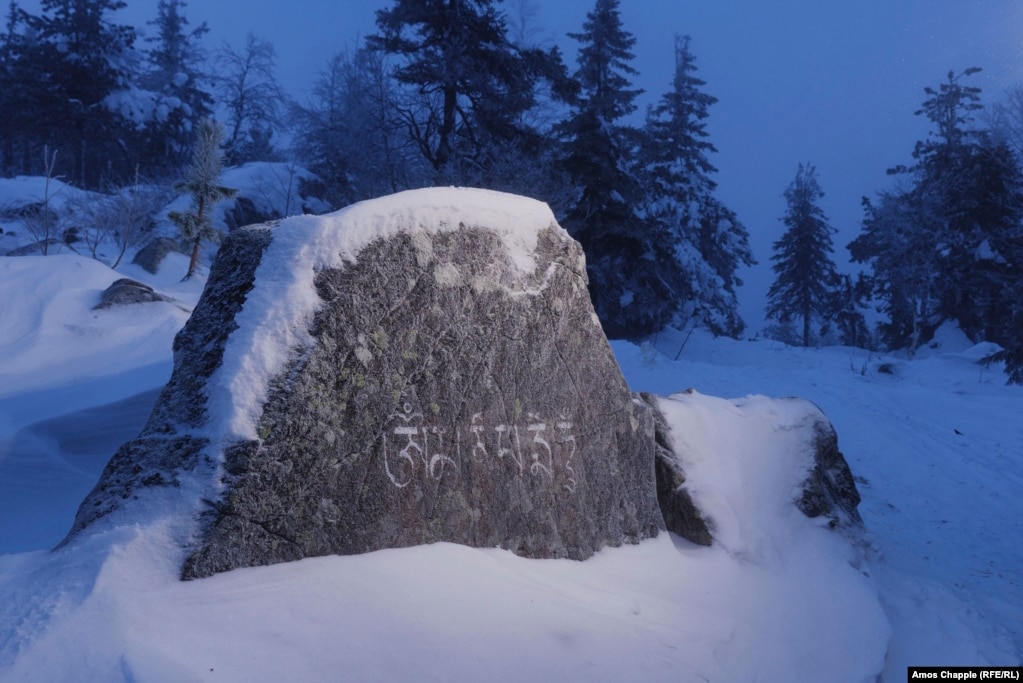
[64,187,664,578]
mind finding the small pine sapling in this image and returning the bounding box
[169,119,237,280]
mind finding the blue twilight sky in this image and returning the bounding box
[16,0,1023,331]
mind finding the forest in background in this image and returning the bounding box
[1,0,1021,381]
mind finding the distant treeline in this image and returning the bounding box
[2,0,1021,382]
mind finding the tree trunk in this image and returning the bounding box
[434,0,458,171]
[183,194,208,280]
[802,298,812,347]
[185,239,201,280]
[436,83,457,171]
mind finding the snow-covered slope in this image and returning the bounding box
[0,251,201,561]
[0,229,1020,681]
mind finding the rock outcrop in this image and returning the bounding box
[64,188,664,579]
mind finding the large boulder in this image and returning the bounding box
[63,188,664,579]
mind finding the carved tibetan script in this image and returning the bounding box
[382,402,578,493]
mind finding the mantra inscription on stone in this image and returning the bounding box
[382,402,578,493]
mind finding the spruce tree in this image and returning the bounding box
[0,3,40,174]
[559,0,671,338]
[850,190,939,353]
[826,273,871,349]
[641,35,754,337]
[903,68,1023,344]
[908,69,990,337]
[4,0,139,186]
[851,68,1023,363]
[972,141,1023,384]
[169,119,237,280]
[140,0,213,171]
[369,0,565,184]
[984,283,1023,384]
[766,163,838,347]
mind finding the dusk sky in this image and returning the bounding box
[17,0,1023,329]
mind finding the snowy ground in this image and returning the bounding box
[625,326,1023,678]
[0,235,1020,680]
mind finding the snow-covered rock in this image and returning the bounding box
[131,236,184,275]
[93,278,175,310]
[64,187,666,578]
[653,390,865,547]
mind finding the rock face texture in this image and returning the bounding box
[64,188,664,579]
[795,416,863,528]
[63,228,273,541]
[638,392,713,546]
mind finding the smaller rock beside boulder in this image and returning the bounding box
[93,278,173,310]
[224,196,277,231]
[645,391,864,549]
[132,237,183,274]
[796,418,863,528]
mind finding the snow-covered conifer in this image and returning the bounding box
[559,0,673,338]
[641,35,754,337]
[0,0,139,186]
[369,0,566,188]
[851,68,1023,369]
[169,119,237,280]
[766,163,838,347]
[139,0,213,172]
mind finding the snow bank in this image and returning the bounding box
[0,176,91,214]
[625,327,1023,674]
[655,390,889,679]
[1,530,887,682]
[0,254,191,409]
[0,253,203,556]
